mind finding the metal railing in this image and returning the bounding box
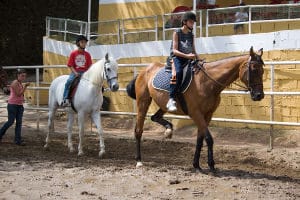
[121,15,158,43]
[206,4,300,36]
[162,10,203,40]
[1,61,300,150]
[46,17,88,42]
[45,4,300,44]
[89,20,121,44]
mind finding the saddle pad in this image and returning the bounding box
[152,66,193,93]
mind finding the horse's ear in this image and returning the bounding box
[250,46,255,57]
[105,53,109,61]
[257,48,263,56]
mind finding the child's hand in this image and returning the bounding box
[24,82,30,87]
[187,53,196,60]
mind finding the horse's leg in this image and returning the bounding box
[77,112,85,156]
[91,110,105,158]
[205,128,215,172]
[193,130,205,172]
[67,111,75,153]
[135,94,152,168]
[150,109,173,139]
[44,107,57,148]
[189,112,208,172]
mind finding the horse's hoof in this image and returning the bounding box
[136,162,143,168]
[78,151,84,156]
[99,150,105,158]
[194,167,202,173]
[164,128,173,139]
[209,166,217,174]
[43,144,48,148]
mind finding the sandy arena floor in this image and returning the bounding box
[0,94,299,200]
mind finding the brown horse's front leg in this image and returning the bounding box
[193,128,216,172]
[193,131,204,171]
[205,128,215,172]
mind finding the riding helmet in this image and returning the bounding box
[182,11,197,24]
[76,35,88,45]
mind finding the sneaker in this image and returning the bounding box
[15,140,26,146]
[166,98,177,112]
[62,99,71,107]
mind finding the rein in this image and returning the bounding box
[196,62,227,89]
[195,59,258,92]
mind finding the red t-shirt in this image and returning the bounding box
[67,49,92,72]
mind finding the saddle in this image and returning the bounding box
[152,60,205,114]
[64,76,81,112]
[68,76,81,100]
[152,61,195,93]
[152,61,200,114]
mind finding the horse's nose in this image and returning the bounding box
[111,83,119,92]
[252,91,264,101]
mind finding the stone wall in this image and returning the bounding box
[0,0,98,66]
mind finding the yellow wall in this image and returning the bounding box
[98,0,269,21]
[96,0,294,44]
[41,50,300,130]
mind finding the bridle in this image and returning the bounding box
[103,60,118,85]
[195,57,264,92]
[245,58,264,92]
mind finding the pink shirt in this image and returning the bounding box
[8,82,24,105]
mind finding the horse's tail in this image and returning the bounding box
[126,76,137,99]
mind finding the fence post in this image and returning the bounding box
[268,64,275,151]
[206,9,209,37]
[36,68,40,131]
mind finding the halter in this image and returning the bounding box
[103,60,118,86]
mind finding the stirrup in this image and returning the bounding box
[62,99,71,107]
[166,99,177,112]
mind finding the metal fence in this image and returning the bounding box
[206,3,300,36]
[45,4,300,44]
[1,61,300,150]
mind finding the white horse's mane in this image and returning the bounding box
[82,56,118,86]
[82,58,105,85]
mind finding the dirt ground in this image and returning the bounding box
[0,97,299,199]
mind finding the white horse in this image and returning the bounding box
[44,53,119,157]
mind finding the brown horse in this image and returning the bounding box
[0,66,10,95]
[126,47,265,172]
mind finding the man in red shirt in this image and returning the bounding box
[62,35,92,106]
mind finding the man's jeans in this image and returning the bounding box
[0,104,24,144]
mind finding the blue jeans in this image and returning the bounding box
[0,104,24,144]
[169,57,189,99]
[63,72,83,100]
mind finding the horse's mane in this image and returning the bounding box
[82,58,106,85]
[207,54,249,67]
[83,56,118,85]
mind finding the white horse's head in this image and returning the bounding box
[83,53,119,92]
[103,53,119,92]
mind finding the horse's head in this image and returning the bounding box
[104,53,119,92]
[240,47,264,101]
[0,66,10,95]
